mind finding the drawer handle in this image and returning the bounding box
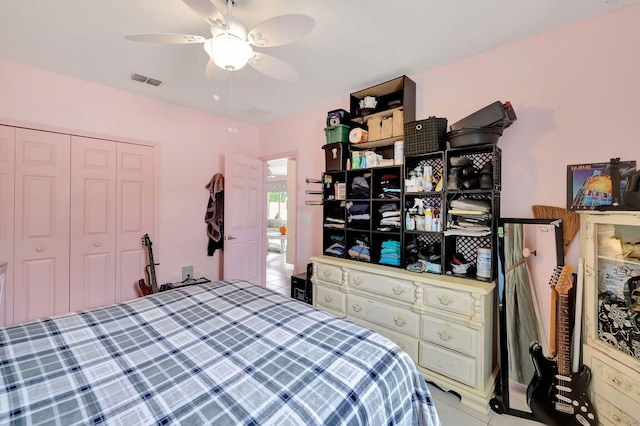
[323,269,332,278]
[393,316,406,327]
[438,294,453,305]
[94,242,101,247]
[438,330,453,341]
[352,304,362,312]
[354,276,363,286]
[392,286,404,295]
[36,247,44,252]
[324,295,333,303]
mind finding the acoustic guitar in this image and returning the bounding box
[138,233,158,295]
[527,265,597,426]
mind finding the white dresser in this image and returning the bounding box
[311,255,497,414]
[580,212,640,425]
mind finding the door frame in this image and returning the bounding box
[261,151,298,275]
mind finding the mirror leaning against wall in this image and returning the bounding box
[491,218,564,419]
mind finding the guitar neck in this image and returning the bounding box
[147,249,158,293]
[557,292,571,376]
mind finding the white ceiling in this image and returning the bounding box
[1,0,637,126]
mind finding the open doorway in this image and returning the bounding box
[265,157,295,296]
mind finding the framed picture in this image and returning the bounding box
[567,160,636,210]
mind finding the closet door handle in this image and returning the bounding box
[225,235,237,240]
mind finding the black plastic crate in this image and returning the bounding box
[443,235,493,281]
[445,145,502,191]
[404,117,448,156]
[403,232,443,274]
[404,152,445,193]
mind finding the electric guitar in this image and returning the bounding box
[527,265,597,426]
[138,233,158,295]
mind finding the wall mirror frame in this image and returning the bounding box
[490,218,564,420]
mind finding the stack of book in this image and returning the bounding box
[444,199,491,236]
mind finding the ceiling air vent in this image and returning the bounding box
[130,73,162,87]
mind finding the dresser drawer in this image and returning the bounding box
[348,293,420,338]
[347,269,415,304]
[315,284,346,313]
[315,262,343,285]
[419,341,476,387]
[421,315,477,357]
[350,316,419,364]
[589,353,640,405]
[423,286,476,318]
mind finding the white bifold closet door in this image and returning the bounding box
[70,138,154,310]
[69,136,117,311]
[5,125,155,326]
[14,128,71,324]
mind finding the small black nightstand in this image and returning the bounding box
[291,264,313,304]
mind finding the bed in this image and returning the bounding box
[0,280,440,425]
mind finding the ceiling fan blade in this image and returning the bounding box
[125,33,206,44]
[248,14,315,47]
[183,0,227,30]
[249,52,300,82]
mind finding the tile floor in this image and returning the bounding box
[265,251,540,425]
[265,251,294,297]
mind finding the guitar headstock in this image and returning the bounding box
[550,265,574,295]
[142,233,152,248]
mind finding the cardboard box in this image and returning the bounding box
[381,117,393,139]
[368,116,381,141]
[392,110,404,137]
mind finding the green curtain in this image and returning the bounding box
[504,223,545,384]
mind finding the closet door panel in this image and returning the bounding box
[0,125,15,326]
[14,128,70,324]
[70,136,116,311]
[116,143,154,302]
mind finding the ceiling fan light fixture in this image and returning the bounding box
[204,34,253,71]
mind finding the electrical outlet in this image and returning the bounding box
[182,265,193,281]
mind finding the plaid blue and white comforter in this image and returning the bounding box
[0,280,440,425]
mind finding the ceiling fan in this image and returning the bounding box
[125,0,315,82]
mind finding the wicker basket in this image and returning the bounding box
[404,117,448,156]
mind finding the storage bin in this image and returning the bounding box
[324,124,350,144]
[449,101,517,131]
[326,109,350,127]
[323,143,349,171]
[404,117,448,156]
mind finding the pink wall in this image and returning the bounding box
[1,3,639,284]
[0,59,260,283]
[260,3,640,271]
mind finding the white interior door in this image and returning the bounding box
[224,153,265,285]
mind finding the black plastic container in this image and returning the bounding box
[447,126,503,148]
[449,101,517,131]
[323,143,350,171]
